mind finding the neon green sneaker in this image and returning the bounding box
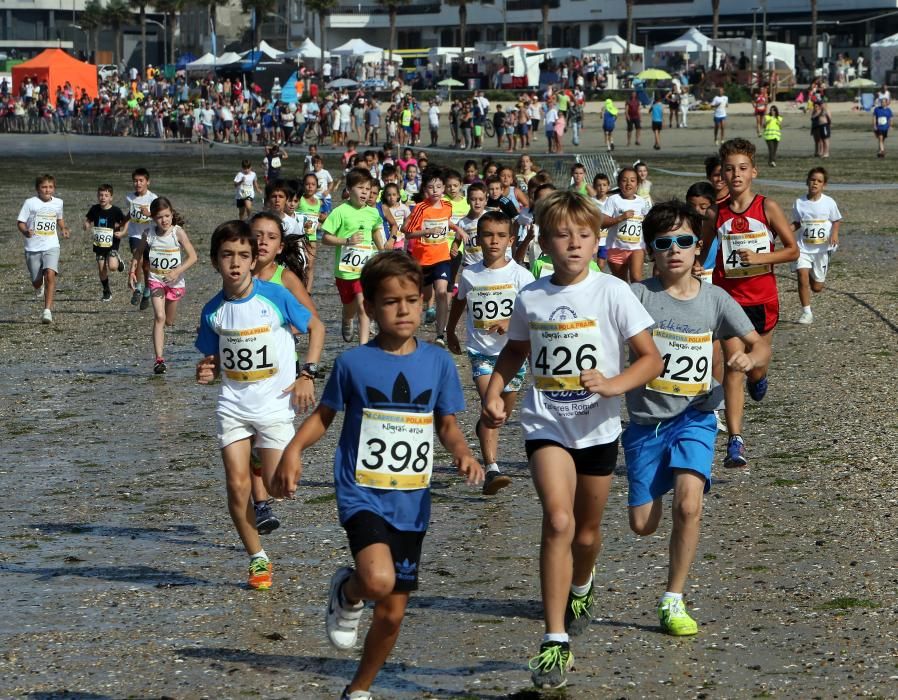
[564,581,595,636]
[658,597,698,636]
[528,641,574,689]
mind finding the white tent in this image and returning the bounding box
[283,37,330,61]
[871,33,898,84]
[711,38,795,73]
[216,51,243,66]
[654,26,714,54]
[331,38,383,56]
[185,52,217,71]
[532,47,582,61]
[582,35,644,55]
[258,40,283,59]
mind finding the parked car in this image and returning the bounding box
[97,64,118,80]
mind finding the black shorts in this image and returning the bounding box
[93,243,122,259]
[627,118,641,132]
[741,299,779,335]
[422,260,452,287]
[652,121,663,132]
[818,123,831,139]
[525,438,619,477]
[344,510,425,592]
[129,237,150,260]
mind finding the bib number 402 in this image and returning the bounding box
[534,343,598,376]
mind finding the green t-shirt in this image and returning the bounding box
[531,254,600,279]
[297,196,323,241]
[322,202,384,280]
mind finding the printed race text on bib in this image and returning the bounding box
[270,157,282,169]
[721,230,770,278]
[530,319,601,391]
[150,246,181,275]
[467,283,516,330]
[617,216,643,244]
[801,219,831,246]
[647,329,712,396]
[356,409,433,490]
[34,214,57,236]
[298,214,319,237]
[239,183,254,199]
[92,226,114,248]
[219,325,277,382]
[130,203,150,224]
[421,219,449,246]
[338,243,375,275]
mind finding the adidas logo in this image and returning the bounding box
[395,558,417,580]
[366,372,431,411]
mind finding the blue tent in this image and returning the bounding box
[176,52,196,69]
[240,50,263,72]
[280,71,299,102]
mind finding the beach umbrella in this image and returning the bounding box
[437,77,464,98]
[846,78,877,88]
[636,68,672,81]
[327,78,359,88]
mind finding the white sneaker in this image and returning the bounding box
[41,308,52,324]
[325,566,364,650]
[340,687,373,700]
[36,284,44,299]
[796,310,814,325]
[714,409,727,433]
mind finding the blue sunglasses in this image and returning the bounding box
[651,234,699,251]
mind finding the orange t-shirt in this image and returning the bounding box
[404,199,453,266]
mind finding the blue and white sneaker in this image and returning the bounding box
[723,435,747,468]
[747,375,768,401]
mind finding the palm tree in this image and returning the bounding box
[130,0,149,75]
[540,0,551,49]
[154,0,183,67]
[241,0,277,50]
[810,0,818,73]
[377,0,411,67]
[625,0,633,59]
[197,0,231,55]
[306,0,338,68]
[103,0,131,68]
[711,0,720,70]
[80,0,105,62]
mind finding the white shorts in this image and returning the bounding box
[792,250,828,283]
[25,248,60,282]
[217,412,295,450]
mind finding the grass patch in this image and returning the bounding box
[771,478,802,486]
[304,493,337,504]
[815,597,878,611]
[703,553,717,560]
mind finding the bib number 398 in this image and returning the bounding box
[356,409,433,490]
[530,319,601,391]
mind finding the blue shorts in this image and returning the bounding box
[468,351,527,393]
[622,407,716,507]
[714,116,727,124]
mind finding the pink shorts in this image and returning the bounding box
[148,279,185,302]
[335,277,363,304]
[606,248,637,266]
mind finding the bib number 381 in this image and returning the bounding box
[219,326,277,382]
[356,409,433,490]
[530,319,601,391]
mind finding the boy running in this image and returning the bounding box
[447,211,535,495]
[700,138,798,468]
[123,168,157,310]
[873,97,893,157]
[482,191,662,689]
[195,220,324,591]
[269,251,483,700]
[791,167,842,324]
[626,200,770,636]
[17,174,69,323]
[84,184,127,301]
[234,159,262,220]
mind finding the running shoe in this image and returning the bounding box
[340,688,373,700]
[139,292,151,311]
[248,556,272,590]
[482,470,511,495]
[658,597,698,636]
[714,410,727,433]
[326,566,364,650]
[723,435,747,468]
[796,310,814,325]
[747,375,768,401]
[565,581,595,636]
[341,319,355,342]
[102,289,112,302]
[254,499,280,535]
[153,358,167,375]
[528,640,574,689]
[130,287,142,305]
[434,335,447,348]
[36,283,45,299]
[424,306,437,324]
[41,309,53,324]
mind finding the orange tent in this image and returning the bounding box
[12,49,98,101]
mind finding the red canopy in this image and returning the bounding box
[12,49,98,101]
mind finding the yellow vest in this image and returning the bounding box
[763,115,782,141]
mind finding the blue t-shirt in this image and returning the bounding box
[321,339,465,532]
[651,103,664,123]
[874,106,892,132]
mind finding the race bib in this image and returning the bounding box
[391,210,406,230]
[92,226,114,248]
[721,231,770,278]
[130,203,150,223]
[33,214,57,236]
[299,214,319,237]
[238,184,254,199]
[530,318,601,391]
[647,329,712,396]
[356,408,433,490]
[219,325,277,382]
[421,218,449,245]
[463,226,480,254]
[338,243,375,275]
[270,157,282,169]
[877,115,889,126]
[598,228,608,248]
[801,219,831,245]
[698,268,713,285]
[467,283,516,330]
[149,246,181,274]
[617,216,643,244]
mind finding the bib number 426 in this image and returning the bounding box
[533,343,597,376]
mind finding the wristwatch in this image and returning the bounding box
[299,362,318,378]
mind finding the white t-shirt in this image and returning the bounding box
[338,102,352,122]
[234,170,257,200]
[792,193,842,253]
[507,271,654,448]
[602,194,651,251]
[711,95,729,118]
[457,260,534,356]
[18,195,64,252]
[428,105,440,127]
[314,168,334,198]
[126,191,158,239]
[147,225,186,288]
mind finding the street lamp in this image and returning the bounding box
[144,17,168,69]
[70,23,89,58]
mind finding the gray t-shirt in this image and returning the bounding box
[626,278,754,424]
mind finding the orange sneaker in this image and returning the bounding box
[248,557,272,590]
